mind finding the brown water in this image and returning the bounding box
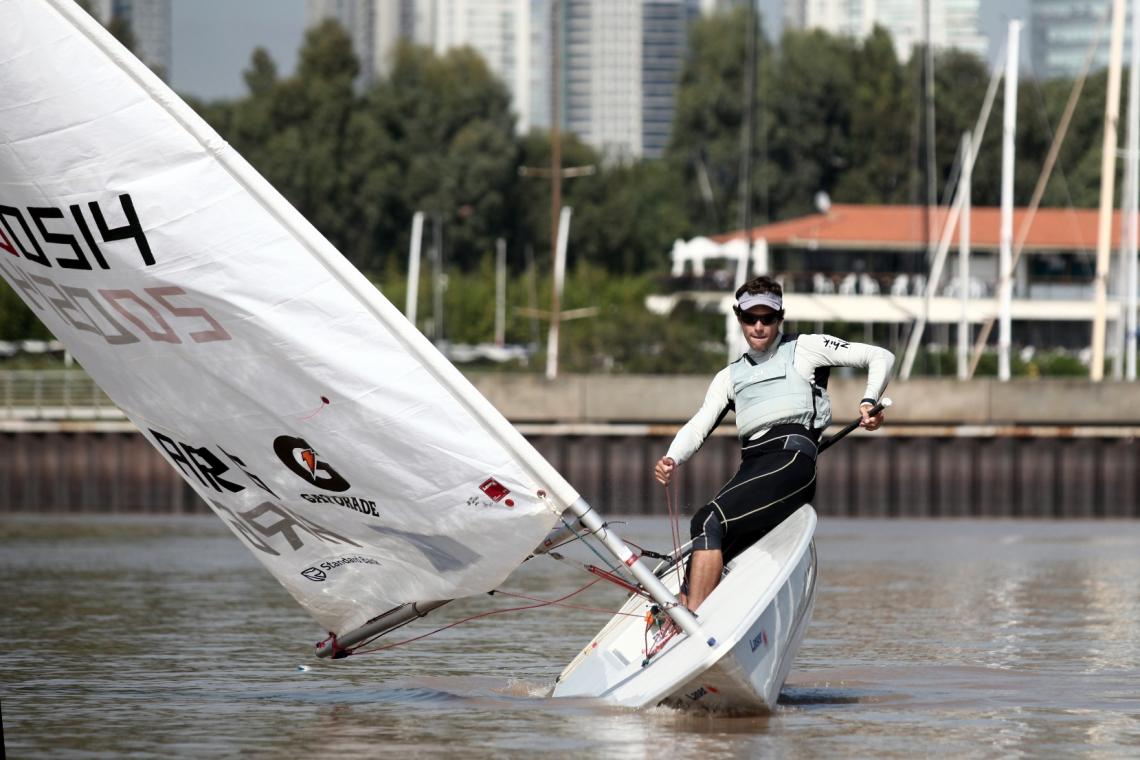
[2,515,1138,757]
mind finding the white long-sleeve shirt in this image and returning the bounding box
[665,332,895,465]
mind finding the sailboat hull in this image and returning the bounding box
[552,505,817,713]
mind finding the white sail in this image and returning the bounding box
[0,0,578,635]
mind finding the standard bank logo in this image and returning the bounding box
[301,567,327,582]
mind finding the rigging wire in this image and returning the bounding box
[537,523,606,555]
[345,498,697,656]
[492,588,642,618]
[350,579,605,655]
[545,551,650,598]
[556,513,626,577]
[966,6,1109,375]
[347,487,704,656]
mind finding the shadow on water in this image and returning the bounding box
[779,685,903,707]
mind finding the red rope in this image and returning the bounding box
[586,565,648,597]
[664,482,685,591]
[350,579,604,655]
[493,588,642,618]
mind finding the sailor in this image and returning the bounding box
[654,275,894,614]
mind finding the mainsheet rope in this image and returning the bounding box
[663,482,686,593]
[341,491,684,657]
[348,580,609,656]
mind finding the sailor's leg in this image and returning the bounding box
[685,548,723,612]
[721,452,817,564]
[686,501,726,612]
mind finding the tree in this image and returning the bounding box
[222,20,399,269]
[766,28,860,219]
[564,159,690,273]
[365,43,520,271]
[556,265,725,374]
[513,129,601,270]
[666,7,771,231]
[243,47,278,97]
[831,26,913,204]
[0,283,52,341]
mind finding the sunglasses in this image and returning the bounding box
[736,309,783,326]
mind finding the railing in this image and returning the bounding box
[0,370,123,420]
[662,270,1110,301]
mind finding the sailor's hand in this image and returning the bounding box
[859,402,884,431]
[654,456,676,486]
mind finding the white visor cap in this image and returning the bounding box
[737,291,783,312]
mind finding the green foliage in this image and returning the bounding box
[564,158,690,273]
[365,261,724,374]
[909,348,1088,378]
[1025,351,1088,377]
[833,26,912,203]
[767,29,862,218]
[243,47,278,97]
[666,6,765,229]
[556,264,725,374]
[367,43,520,270]
[0,281,52,341]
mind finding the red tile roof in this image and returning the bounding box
[716,204,1122,252]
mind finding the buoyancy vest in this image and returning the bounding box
[730,335,832,438]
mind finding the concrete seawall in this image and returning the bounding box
[466,375,1140,427]
[3,376,1138,516]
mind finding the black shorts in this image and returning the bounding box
[690,424,818,563]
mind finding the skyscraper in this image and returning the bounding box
[307,0,703,158]
[563,0,642,160]
[431,0,538,131]
[1031,0,1130,80]
[561,0,703,159]
[86,0,172,79]
[785,0,987,60]
[309,1,538,125]
[641,1,701,157]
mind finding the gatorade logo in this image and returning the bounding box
[273,435,351,493]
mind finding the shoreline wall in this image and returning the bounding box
[3,376,1138,516]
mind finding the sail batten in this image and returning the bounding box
[1,0,577,635]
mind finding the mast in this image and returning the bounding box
[899,50,1004,379]
[1116,81,1135,379]
[924,0,937,274]
[735,0,758,287]
[432,212,444,343]
[1128,0,1140,380]
[495,237,507,347]
[546,0,563,380]
[998,20,1021,382]
[958,133,971,380]
[547,205,571,375]
[1091,0,1127,381]
[406,211,424,325]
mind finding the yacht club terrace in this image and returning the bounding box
[653,204,1126,351]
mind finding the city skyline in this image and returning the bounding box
[784,0,988,59]
[169,0,1035,104]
